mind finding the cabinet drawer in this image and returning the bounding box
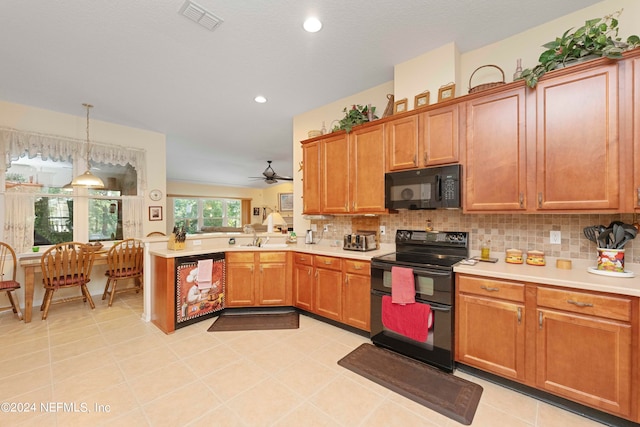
[537,287,631,322]
[315,255,342,271]
[226,252,254,263]
[457,275,524,302]
[294,253,313,266]
[344,259,370,275]
[258,252,286,263]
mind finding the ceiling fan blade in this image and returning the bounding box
[273,174,293,181]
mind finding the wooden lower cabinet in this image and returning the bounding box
[225,251,291,307]
[342,259,370,331]
[456,275,526,381]
[456,274,637,421]
[536,286,633,418]
[314,255,343,321]
[293,253,314,311]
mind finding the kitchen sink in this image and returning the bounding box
[259,243,289,249]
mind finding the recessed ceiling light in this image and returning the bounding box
[303,17,322,33]
[254,95,267,103]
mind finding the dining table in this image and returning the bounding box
[18,250,108,323]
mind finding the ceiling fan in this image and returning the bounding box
[250,160,293,184]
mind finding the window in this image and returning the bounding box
[174,198,241,233]
[6,155,135,245]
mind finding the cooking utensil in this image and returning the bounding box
[597,228,613,248]
[614,224,625,248]
[582,226,599,243]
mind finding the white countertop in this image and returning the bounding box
[454,255,640,297]
[149,240,395,261]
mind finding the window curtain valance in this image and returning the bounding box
[0,127,147,190]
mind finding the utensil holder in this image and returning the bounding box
[168,233,186,251]
[597,248,624,272]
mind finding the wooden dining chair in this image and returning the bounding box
[40,242,96,320]
[102,239,144,307]
[0,242,23,320]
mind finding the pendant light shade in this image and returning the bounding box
[71,103,104,189]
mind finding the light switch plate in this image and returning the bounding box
[550,230,561,244]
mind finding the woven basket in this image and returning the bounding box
[468,65,506,94]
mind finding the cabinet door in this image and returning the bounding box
[343,273,370,331]
[419,104,459,166]
[350,124,386,213]
[302,140,321,214]
[386,115,419,171]
[321,133,350,213]
[632,57,640,211]
[293,263,313,311]
[225,262,255,307]
[315,268,342,321]
[536,309,631,417]
[456,293,525,382]
[535,64,619,210]
[465,87,527,211]
[257,262,287,305]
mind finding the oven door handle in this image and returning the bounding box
[371,289,451,312]
[371,263,452,277]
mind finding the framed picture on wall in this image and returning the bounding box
[253,207,260,216]
[279,193,293,212]
[149,206,163,221]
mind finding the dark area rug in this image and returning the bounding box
[338,343,483,425]
[207,310,299,332]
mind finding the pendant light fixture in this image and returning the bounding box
[71,103,104,188]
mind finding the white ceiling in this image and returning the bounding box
[0,0,601,188]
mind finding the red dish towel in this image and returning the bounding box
[391,266,415,304]
[382,295,431,342]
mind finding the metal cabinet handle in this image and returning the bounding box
[324,260,332,265]
[519,192,524,208]
[637,188,640,206]
[414,155,418,166]
[538,192,542,208]
[353,264,363,270]
[480,285,500,292]
[307,268,311,276]
[260,265,263,273]
[250,265,254,273]
[345,277,348,285]
[538,311,543,329]
[517,307,522,325]
[567,299,593,308]
[423,153,427,164]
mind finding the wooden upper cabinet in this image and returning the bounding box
[465,87,527,211]
[419,104,460,167]
[386,115,419,171]
[302,140,321,214]
[631,56,640,211]
[321,132,350,213]
[534,64,619,210]
[350,124,386,213]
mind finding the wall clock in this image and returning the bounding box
[149,189,163,201]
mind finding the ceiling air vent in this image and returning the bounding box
[179,0,223,31]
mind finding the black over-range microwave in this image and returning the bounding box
[385,164,461,210]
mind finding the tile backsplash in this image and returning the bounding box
[312,211,639,264]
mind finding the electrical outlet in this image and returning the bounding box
[550,230,561,245]
[323,224,330,232]
[380,225,386,235]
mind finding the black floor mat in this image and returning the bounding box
[207,310,299,332]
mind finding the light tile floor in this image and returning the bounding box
[0,292,609,427]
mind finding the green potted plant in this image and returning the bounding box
[333,104,378,133]
[520,10,640,88]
